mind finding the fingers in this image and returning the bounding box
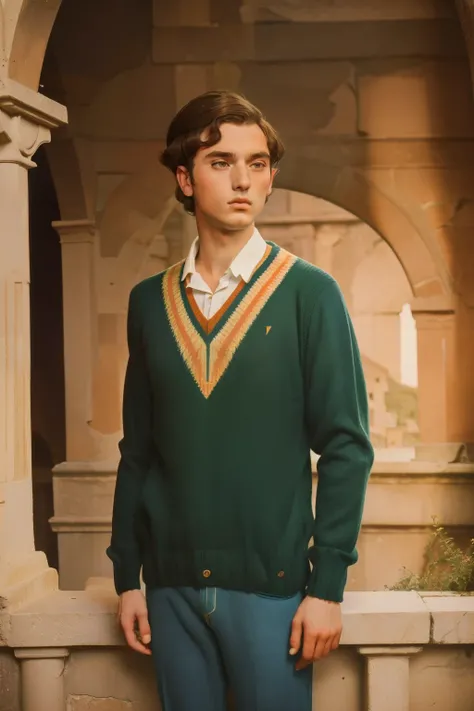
[295,630,341,669]
[120,614,152,656]
[332,629,342,651]
[289,616,303,657]
[137,611,152,646]
[295,632,316,670]
[313,634,327,661]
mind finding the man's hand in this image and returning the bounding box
[118,589,152,655]
[289,596,342,669]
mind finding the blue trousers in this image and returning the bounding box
[146,587,313,711]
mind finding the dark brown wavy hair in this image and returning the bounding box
[160,91,285,215]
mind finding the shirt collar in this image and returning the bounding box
[181,228,267,284]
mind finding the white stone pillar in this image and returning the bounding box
[15,648,69,711]
[0,89,66,608]
[53,220,98,462]
[313,223,342,274]
[358,646,422,711]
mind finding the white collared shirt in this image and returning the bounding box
[181,229,267,319]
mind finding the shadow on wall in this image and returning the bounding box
[32,432,58,570]
[29,146,66,571]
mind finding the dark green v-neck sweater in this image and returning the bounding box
[107,243,373,602]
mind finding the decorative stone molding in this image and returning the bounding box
[0,78,67,166]
[54,219,96,245]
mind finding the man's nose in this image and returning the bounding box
[232,163,251,192]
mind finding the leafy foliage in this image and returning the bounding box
[390,520,474,592]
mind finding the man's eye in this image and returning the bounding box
[212,161,229,168]
[252,162,267,169]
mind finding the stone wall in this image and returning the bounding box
[51,461,474,591]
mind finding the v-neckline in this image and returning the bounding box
[179,243,274,342]
[162,242,297,399]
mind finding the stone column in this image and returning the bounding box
[0,86,66,608]
[14,648,69,711]
[52,220,98,462]
[313,223,342,274]
[412,311,466,460]
[358,647,422,711]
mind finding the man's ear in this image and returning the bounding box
[176,166,193,196]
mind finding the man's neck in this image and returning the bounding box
[194,220,255,290]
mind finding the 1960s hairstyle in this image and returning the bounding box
[160,90,285,215]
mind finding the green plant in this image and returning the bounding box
[390,520,474,592]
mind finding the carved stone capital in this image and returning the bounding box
[0,109,51,166]
[0,78,67,167]
[52,219,97,245]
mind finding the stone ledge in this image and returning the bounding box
[4,587,473,650]
[3,588,452,649]
[0,78,67,128]
[420,593,474,644]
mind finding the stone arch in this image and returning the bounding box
[45,137,91,221]
[456,1,474,91]
[97,163,176,309]
[8,0,63,90]
[276,157,454,309]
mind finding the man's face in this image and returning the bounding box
[177,122,277,231]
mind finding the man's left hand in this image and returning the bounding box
[289,596,342,669]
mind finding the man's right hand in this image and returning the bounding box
[118,589,152,655]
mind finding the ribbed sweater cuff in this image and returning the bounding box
[306,547,350,603]
[107,547,141,595]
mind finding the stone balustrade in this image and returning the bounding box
[51,460,474,591]
[1,582,473,711]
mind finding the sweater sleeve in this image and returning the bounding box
[106,286,154,594]
[304,277,374,603]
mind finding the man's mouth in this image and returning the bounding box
[229,198,252,205]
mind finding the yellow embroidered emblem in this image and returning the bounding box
[266,326,272,335]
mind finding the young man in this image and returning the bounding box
[107,91,373,711]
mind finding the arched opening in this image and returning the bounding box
[28,145,66,571]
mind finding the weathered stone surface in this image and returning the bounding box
[358,60,474,138]
[67,696,132,711]
[0,650,20,711]
[422,593,474,644]
[152,20,464,64]
[153,0,211,27]
[210,0,242,24]
[241,0,455,23]
[94,141,166,175]
[240,61,356,140]
[410,647,474,709]
[65,649,158,711]
[75,64,176,141]
[342,591,430,645]
[175,65,211,109]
